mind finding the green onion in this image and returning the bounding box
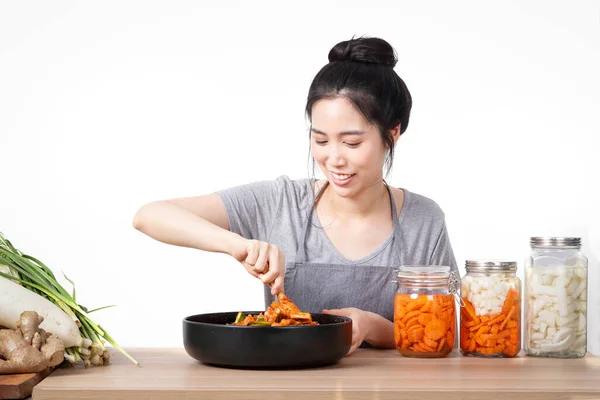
[249,321,272,326]
[0,232,138,366]
[234,312,245,324]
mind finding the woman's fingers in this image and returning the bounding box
[347,341,361,356]
[240,240,285,293]
[252,242,270,273]
[322,308,348,316]
[241,261,260,278]
[323,308,361,356]
[244,240,260,266]
[258,245,284,293]
[259,245,285,294]
[270,274,284,295]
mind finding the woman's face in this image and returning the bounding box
[310,97,388,198]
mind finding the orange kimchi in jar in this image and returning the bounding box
[393,266,459,358]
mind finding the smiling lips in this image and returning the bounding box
[330,172,355,186]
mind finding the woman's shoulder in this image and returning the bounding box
[272,175,315,207]
[225,175,321,208]
[229,175,310,192]
[399,188,446,225]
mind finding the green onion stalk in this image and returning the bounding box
[0,232,138,367]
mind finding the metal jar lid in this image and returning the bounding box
[530,237,581,249]
[465,260,517,272]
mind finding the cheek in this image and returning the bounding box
[354,144,385,169]
[310,143,326,164]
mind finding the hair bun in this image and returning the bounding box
[328,37,397,67]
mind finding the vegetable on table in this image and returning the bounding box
[0,311,65,374]
[394,294,455,358]
[0,232,138,367]
[0,274,82,347]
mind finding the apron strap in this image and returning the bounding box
[295,179,328,262]
[386,180,403,267]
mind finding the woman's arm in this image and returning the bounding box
[132,194,244,256]
[132,194,285,293]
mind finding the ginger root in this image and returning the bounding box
[0,311,65,374]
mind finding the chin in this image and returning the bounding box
[327,181,359,198]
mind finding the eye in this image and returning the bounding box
[345,142,362,147]
[315,140,328,145]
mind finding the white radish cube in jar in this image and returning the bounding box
[485,297,493,310]
[489,277,501,290]
[461,283,470,297]
[498,281,510,295]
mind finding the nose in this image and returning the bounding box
[328,143,347,167]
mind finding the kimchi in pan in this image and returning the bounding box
[232,293,319,326]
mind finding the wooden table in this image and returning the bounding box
[32,348,600,400]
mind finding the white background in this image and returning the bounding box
[1,1,599,354]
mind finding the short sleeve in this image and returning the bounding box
[428,220,459,274]
[216,178,284,242]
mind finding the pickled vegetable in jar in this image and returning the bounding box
[393,266,458,358]
[525,237,588,358]
[460,260,521,357]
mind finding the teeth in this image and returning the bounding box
[332,173,353,180]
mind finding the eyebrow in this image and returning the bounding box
[311,127,365,136]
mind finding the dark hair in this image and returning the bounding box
[306,37,412,175]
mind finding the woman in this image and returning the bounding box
[133,36,458,355]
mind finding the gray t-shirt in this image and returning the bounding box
[218,175,459,309]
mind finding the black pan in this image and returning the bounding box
[182,311,352,369]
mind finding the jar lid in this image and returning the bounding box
[530,237,581,248]
[394,265,460,298]
[465,260,517,272]
[396,265,450,280]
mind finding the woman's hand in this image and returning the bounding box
[229,238,285,295]
[322,307,370,355]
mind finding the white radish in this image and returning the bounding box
[0,276,83,347]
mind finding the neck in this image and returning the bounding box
[321,178,389,220]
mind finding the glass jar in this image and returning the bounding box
[524,237,588,358]
[459,260,521,358]
[393,265,458,358]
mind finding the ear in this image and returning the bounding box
[390,124,401,144]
